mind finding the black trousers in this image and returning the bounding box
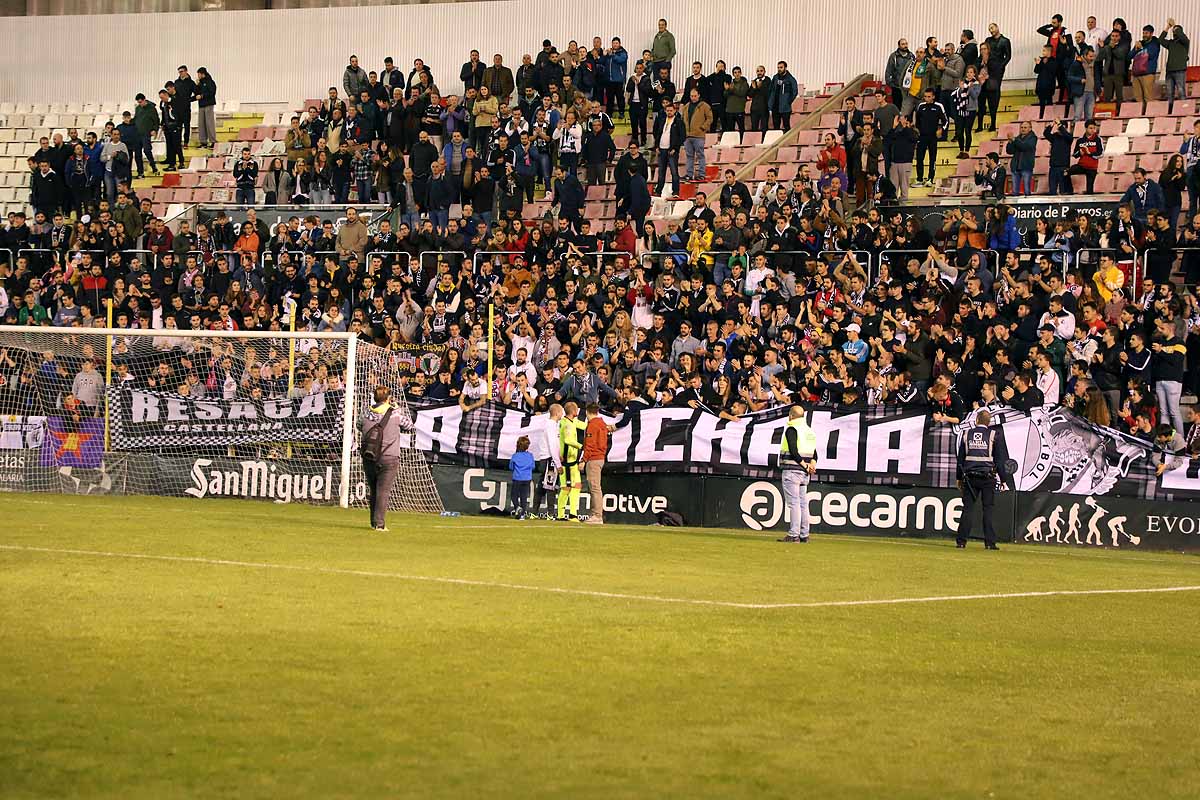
[1064,164,1097,194]
[916,138,938,181]
[723,111,744,135]
[750,110,767,133]
[180,111,192,145]
[163,126,183,169]
[771,111,791,131]
[629,102,647,145]
[958,471,996,546]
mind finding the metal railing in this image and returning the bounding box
[473,250,525,273]
[1143,246,1200,290]
[419,249,467,273]
[363,250,413,274]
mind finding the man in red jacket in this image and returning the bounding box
[581,403,612,525]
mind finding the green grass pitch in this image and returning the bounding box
[1,493,1198,799]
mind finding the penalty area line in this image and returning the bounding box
[1,543,1199,610]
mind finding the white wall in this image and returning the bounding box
[0,0,1193,105]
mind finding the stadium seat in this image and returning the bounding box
[1159,135,1183,152]
[1099,119,1123,137]
[1129,136,1154,154]
[761,129,784,147]
[1124,117,1151,137]
[1106,154,1136,173]
[1139,153,1165,172]
[716,132,741,148]
[1106,135,1130,155]
[1152,117,1178,135]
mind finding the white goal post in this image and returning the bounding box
[0,325,443,513]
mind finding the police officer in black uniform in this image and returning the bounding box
[956,409,1011,550]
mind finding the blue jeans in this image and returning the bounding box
[684,137,706,180]
[654,149,679,196]
[1014,169,1033,196]
[534,152,552,185]
[1166,70,1188,101]
[402,211,422,230]
[235,187,256,204]
[782,470,810,538]
[103,172,118,202]
[429,209,449,232]
[333,181,350,204]
[356,177,373,203]
[1072,91,1094,122]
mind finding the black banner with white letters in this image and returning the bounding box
[108,387,344,448]
[411,401,933,483]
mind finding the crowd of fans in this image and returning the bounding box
[1,14,1200,458]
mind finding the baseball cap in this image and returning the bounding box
[845,323,861,333]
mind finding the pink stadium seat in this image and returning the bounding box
[1035,139,1050,157]
[613,134,630,149]
[1118,103,1142,118]
[192,188,213,203]
[1099,119,1123,137]
[1159,135,1183,152]
[1033,157,1049,175]
[1106,155,1136,173]
[1138,153,1164,172]
[1146,101,1170,117]
[179,172,201,187]
[206,157,223,170]
[1172,99,1196,116]
[776,163,798,180]
[754,164,773,180]
[955,161,974,177]
[998,122,1020,140]
[741,131,763,146]
[172,189,194,203]
[704,133,719,147]
[799,146,821,161]
[1129,137,1155,154]
[819,113,839,129]
[794,130,819,146]
[1152,117,1178,135]
[776,146,798,162]
[1069,174,1087,193]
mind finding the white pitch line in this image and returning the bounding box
[3,543,1200,610]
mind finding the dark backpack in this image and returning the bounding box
[656,510,685,527]
[360,406,394,461]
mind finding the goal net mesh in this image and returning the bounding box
[0,327,442,514]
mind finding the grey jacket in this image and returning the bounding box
[360,403,407,465]
[940,54,965,91]
[343,65,369,101]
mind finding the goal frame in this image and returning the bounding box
[0,325,361,508]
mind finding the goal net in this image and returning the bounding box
[0,325,443,514]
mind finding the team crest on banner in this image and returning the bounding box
[956,407,1144,495]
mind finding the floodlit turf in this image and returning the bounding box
[1,494,1198,799]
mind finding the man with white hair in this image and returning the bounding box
[778,403,817,543]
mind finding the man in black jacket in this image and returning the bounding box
[626,62,652,146]
[158,88,182,171]
[460,50,484,92]
[718,169,751,211]
[652,103,686,198]
[173,66,196,146]
[551,165,585,231]
[614,143,648,206]
[581,119,616,186]
[913,88,948,186]
[1043,119,1074,194]
[883,114,918,200]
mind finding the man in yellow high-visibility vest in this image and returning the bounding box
[778,403,818,543]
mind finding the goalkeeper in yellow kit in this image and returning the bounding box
[556,400,588,521]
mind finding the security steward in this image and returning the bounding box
[360,385,406,532]
[778,403,818,543]
[956,409,1011,550]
